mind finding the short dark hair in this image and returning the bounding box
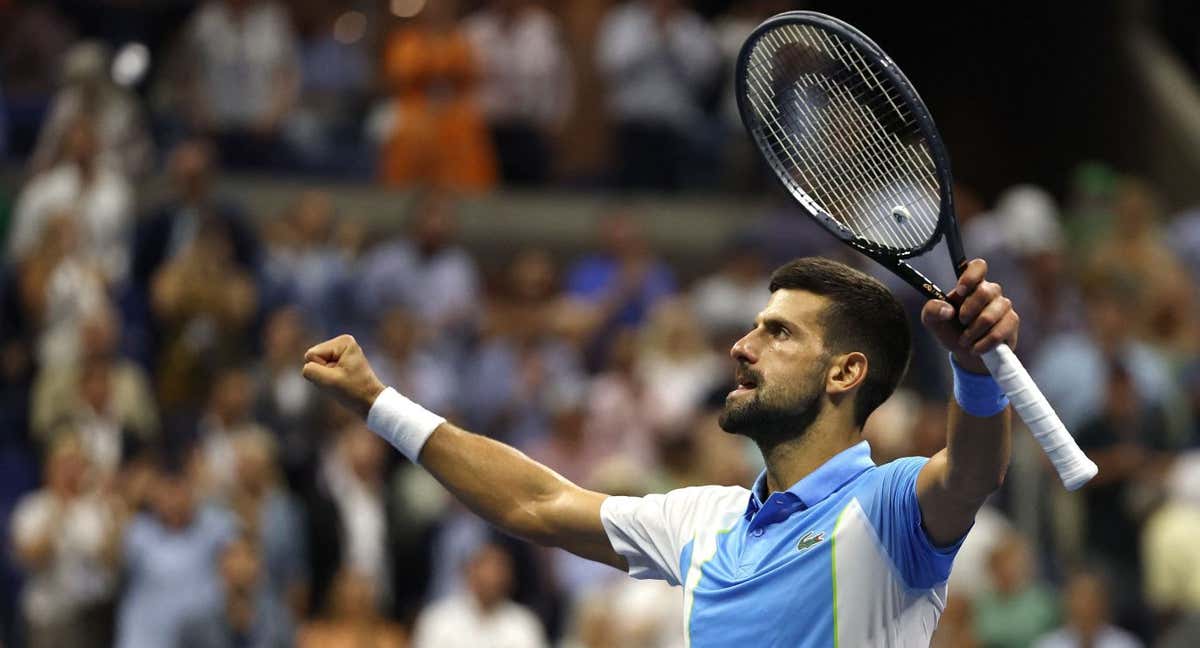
[768,257,910,426]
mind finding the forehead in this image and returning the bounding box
[758,290,831,328]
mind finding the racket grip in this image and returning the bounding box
[980,344,1098,491]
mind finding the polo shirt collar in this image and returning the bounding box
[745,440,875,520]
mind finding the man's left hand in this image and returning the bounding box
[920,259,1019,374]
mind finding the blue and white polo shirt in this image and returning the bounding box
[599,441,963,647]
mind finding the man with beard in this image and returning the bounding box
[301,257,1017,647]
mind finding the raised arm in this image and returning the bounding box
[300,335,627,570]
[915,259,1018,546]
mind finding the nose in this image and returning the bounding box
[730,331,758,365]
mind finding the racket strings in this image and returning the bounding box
[768,27,937,247]
[743,23,943,252]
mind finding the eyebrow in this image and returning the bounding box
[754,314,801,333]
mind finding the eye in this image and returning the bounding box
[768,322,790,339]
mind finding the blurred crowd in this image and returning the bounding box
[2,2,1200,648]
[0,0,797,193]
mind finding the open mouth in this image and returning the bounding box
[730,372,759,397]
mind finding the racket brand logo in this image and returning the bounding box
[796,531,825,552]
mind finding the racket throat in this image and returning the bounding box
[883,258,947,302]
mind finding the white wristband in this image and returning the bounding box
[365,387,446,463]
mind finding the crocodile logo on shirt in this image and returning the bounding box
[796,531,826,552]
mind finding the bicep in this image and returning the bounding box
[916,449,982,547]
[541,485,628,572]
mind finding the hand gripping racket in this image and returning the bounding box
[735,11,1097,490]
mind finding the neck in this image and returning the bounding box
[757,416,858,494]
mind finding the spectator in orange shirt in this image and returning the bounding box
[379,1,497,191]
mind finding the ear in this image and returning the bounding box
[825,351,868,397]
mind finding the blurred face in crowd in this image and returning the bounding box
[412,194,458,254]
[46,436,89,498]
[343,426,386,483]
[169,141,215,202]
[1064,572,1109,635]
[331,569,379,620]
[466,544,515,610]
[220,537,262,595]
[719,290,833,445]
[263,306,305,366]
[79,307,119,362]
[377,307,417,360]
[988,533,1033,596]
[210,369,254,425]
[63,118,98,167]
[234,433,275,495]
[292,191,335,246]
[1084,291,1130,354]
[508,249,557,302]
[598,212,648,260]
[1112,179,1159,238]
[154,472,197,529]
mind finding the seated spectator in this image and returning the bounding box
[377,0,496,190]
[176,534,294,648]
[228,430,308,616]
[283,0,372,176]
[355,191,481,339]
[1033,570,1143,648]
[369,307,458,417]
[1032,273,1178,433]
[1086,178,1197,355]
[251,306,320,482]
[596,0,720,190]
[1142,451,1200,631]
[260,190,355,336]
[298,569,407,648]
[30,40,152,179]
[582,329,656,472]
[15,213,110,368]
[131,139,258,300]
[174,0,300,168]
[562,576,683,648]
[150,219,258,409]
[309,424,394,615]
[690,234,770,346]
[634,297,722,431]
[115,455,238,648]
[9,116,133,286]
[464,0,572,185]
[190,366,271,501]
[11,434,124,648]
[1075,361,1176,631]
[412,542,547,648]
[30,305,158,476]
[987,185,1084,357]
[565,210,676,369]
[462,248,584,445]
[973,531,1059,648]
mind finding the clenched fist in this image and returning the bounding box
[919,259,1019,374]
[301,335,387,419]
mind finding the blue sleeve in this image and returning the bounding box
[872,457,965,590]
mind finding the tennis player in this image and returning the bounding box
[302,256,1017,647]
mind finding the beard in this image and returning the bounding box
[718,363,825,447]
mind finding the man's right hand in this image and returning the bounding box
[301,335,387,419]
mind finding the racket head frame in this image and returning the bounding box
[735,10,969,299]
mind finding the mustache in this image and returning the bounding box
[735,365,763,386]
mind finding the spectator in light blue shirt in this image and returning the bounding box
[115,460,238,648]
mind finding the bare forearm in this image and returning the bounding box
[417,423,577,544]
[943,402,1011,503]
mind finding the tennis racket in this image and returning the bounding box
[735,11,1098,491]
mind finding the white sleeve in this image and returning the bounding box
[600,486,742,587]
